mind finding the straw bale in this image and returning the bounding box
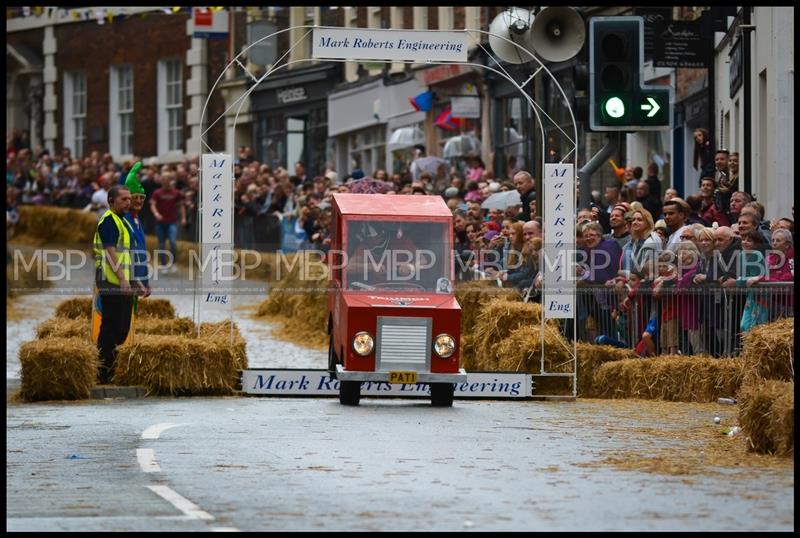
[593,355,747,402]
[472,299,559,367]
[576,343,638,398]
[459,334,477,372]
[136,298,176,319]
[55,297,93,319]
[199,319,243,340]
[16,206,98,245]
[737,379,794,456]
[115,331,247,396]
[740,317,794,383]
[19,337,99,401]
[455,281,519,335]
[136,316,195,336]
[36,317,91,340]
[487,325,573,373]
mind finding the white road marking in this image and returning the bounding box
[142,422,188,440]
[146,485,215,521]
[136,448,161,473]
[211,527,241,532]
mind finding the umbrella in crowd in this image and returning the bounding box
[442,133,481,158]
[481,190,522,210]
[347,177,395,194]
[412,156,449,176]
[388,126,425,148]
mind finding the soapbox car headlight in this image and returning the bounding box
[433,334,456,358]
[352,332,374,356]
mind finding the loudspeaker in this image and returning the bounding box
[530,7,586,63]
[488,8,537,64]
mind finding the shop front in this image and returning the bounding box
[250,63,340,177]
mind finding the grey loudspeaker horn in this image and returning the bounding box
[488,8,537,64]
[529,7,586,63]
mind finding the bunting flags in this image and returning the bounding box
[408,90,433,113]
[434,106,461,131]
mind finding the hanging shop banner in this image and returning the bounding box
[312,27,468,63]
[200,154,233,308]
[543,163,575,319]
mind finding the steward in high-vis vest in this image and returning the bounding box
[93,185,134,384]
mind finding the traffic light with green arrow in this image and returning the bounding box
[589,16,673,131]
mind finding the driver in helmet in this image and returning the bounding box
[346,221,420,286]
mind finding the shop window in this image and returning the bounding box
[349,126,385,176]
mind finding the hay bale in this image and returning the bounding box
[488,324,573,373]
[199,319,243,339]
[19,337,99,401]
[55,297,93,319]
[136,298,176,319]
[36,317,91,340]
[136,317,195,336]
[115,327,247,395]
[741,317,794,383]
[576,343,638,398]
[16,206,98,245]
[455,281,519,335]
[593,355,747,402]
[459,334,477,372]
[737,379,794,456]
[472,299,559,369]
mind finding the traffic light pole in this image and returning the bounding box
[578,137,617,209]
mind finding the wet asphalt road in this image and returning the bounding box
[6,245,794,531]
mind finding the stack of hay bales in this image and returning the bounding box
[19,338,99,401]
[15,206,98,245]
[737,318,794,456]
[115,319,247,396]
[592,355,747,402]
[455,281,519,371]
[21,298,248,400]
[575,343,638,397]
[256,252,328,348]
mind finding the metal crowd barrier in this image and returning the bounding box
[572,281,793,357]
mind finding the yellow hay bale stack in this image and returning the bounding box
[489,324,573,373]
[455,281,519,335]
[136,317,195,336]
[737,379,794,456]
[199,319,243,340]
[19,337,100,401]
[593,355,746,402]
[575,343,638,398]
[472,299,558,368]
[740,317,794,383]
[55,297,93,319]
[115,326,248,395]
[36,317,91,340]
[136,298,176,319]
[16,206,98,245]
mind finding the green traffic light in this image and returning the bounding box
[604,97,625,119]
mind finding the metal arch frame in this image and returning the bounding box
[198,24,579,399]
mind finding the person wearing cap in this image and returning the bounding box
[603,202,631,249]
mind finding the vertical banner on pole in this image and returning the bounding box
[543,163,575,319]
[200,154,234,318]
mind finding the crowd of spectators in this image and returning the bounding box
[6,128,794,356]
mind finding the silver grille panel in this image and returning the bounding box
[376,316,432,372]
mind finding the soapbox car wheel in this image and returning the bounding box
[430,383,454,407]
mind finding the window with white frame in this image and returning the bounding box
[63,71,86,158]
[158,58,183,154]
[110,65,134,157]
[348,126,385,176]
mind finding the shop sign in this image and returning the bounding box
[451,96,480,118]
[312,27,468,63]
[276,87,307,105]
